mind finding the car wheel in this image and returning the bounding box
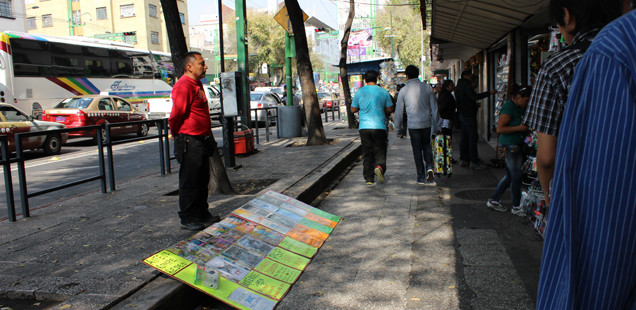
[43,134,62,155]
[137,123,149,137]
[93,128,108,144]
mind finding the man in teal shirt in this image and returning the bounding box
[351,70,395,184]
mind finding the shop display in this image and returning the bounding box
[142,190,342,310]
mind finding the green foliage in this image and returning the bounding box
[246,10,286,75]
[375,1,431,74]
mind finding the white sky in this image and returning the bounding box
[187,0,339,28]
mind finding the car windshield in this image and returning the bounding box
[250,93,263,101]
[55,97,93,109]
[270,88,284,96]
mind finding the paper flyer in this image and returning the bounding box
[239,271,291,300]
[303,212,337,228]
[142,191,341,310]
[228,287,277,310]
[277,236,318,258]
[309,208,342,222]
[299,218,333,234]
[143,250,192,276]
[254,258,302,284]
[266,247,311,270]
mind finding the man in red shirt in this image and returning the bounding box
[169,51,220,230]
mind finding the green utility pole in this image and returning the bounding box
[285,33,295,106]
[235,0,250,124]
[68,0,73,35]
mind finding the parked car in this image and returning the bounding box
[250,91,281,124]
[42,95,148,143]
[318,92,335,111]
[206,85,222,121]
[0,103,67,155]
[254,86,284,98]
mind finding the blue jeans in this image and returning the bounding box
[408,128,433,181]
[491,145,523,206]
[459,114,479,163]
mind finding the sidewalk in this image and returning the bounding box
[0,121,544,309]
[277,131,542,309]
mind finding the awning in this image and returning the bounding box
[431,0,549,50]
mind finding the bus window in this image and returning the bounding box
[11,38,52,76]
[110,50,133,77]
[84,46,112,77]
[130,52,154,78]
[51,43,84,76]
[154,54,174,84]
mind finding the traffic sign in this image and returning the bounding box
[274,6,309,34]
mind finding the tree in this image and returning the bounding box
[246,10,286,85]
[160,0,235,194]
[376,0,430,75]
[339,0,357,129]
[285,0,328,145]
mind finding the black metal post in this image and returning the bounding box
[105,124,116,191]
[1,137,15,222]
[163,119,171,174]
[96,130,107,193]
[265,109,270,143]
[222,117,235,167]
[157,120,165,176]
[253,109,260,145]
[15,135,29,218]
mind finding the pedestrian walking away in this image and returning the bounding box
[350,70,395,185]
[536,6,636,310]
[393,65,441,184]
[485,83,531,214]
[455,70,496,169]
[168,51,221,231]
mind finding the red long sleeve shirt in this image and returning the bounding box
[168,75,211,137]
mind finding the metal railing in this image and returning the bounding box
[13,125,107,221]
[1,136,16,222]
[323,100,343,123]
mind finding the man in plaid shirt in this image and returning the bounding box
[523,0,627,205]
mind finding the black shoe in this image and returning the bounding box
[199,214,221,225]
[181,222,205,231]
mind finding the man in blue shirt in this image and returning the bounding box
[537,8,636,310]
[351,70,395,185]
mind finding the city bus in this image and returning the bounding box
[0,31,174,118]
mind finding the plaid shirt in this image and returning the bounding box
[523,30,597,136]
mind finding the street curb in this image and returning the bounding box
[108,140,362,310]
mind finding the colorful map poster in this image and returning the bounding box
[142,191,341,309]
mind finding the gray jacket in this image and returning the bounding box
[394,78,440,132]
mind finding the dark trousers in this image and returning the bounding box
[408,128,434,180]
[175,135,213,224]
[459,114,479,164]
[359,129,388,182]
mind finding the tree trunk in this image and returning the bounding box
[285,0,328,146]
[339,0,357,129]
[161,0,235,195]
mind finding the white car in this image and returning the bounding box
[249,91,281,124]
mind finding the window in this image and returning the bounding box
[120,4,134,17]
[179,13,185,24]
[150,31,159,44]
[51,43,83,76]
[114,98,132,111]
[11,38,53,76]
[97,98,114,111]
[0,0,13,18]
[27,17,36,29]
[148,4,156,18]
[96,7,107,20]
[1,107,28,122]
[72,10,81,25]
[42,14,52,27]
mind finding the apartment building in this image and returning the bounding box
[24,0,189,52]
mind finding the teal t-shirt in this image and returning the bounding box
[498,100,526,146]
[351,85,393,130]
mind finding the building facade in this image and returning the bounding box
[0,0,27,32]
[23,0,188,52]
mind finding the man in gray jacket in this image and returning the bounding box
[394,65,440,184]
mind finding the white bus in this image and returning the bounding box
[0,31,174,118]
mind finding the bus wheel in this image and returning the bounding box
[137,124,149,137]
[43,134,62,155]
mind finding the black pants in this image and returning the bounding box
[359,129,388,182]
[175,135,213,224]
